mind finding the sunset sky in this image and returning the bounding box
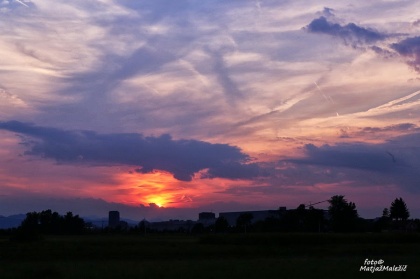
[1,0,419,220]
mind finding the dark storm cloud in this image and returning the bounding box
[391,36,420,71]
[0,121,261,181]
[306,16,387,45]
[291,143,396,172]
[285,132,420,192]
[201,161,262,180]
[360,123,418,134]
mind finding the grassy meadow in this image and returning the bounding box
[0,233,419,279]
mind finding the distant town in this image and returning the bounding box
[1,196,418,238]
[106,208,291,232]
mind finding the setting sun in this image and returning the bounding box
[148,197,166,208]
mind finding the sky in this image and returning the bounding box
[0,0,419,220]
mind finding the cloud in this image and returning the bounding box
[321,7,335,17]
[360,123,418,134]
[0,0,35,12]
[306,16,387,45]
[391,36,420,71]
[0,120,262,181]
[292,143,396,172]
[284,132,420,192]
[206,47,243,106]
[306,10,420,73]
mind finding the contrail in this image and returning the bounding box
[314,81,340,116]
[15,0,30,8]
[178,59,210,87]
[367,89,420,112]
[254,0,262,28]
[344,89,420,119]
[314,82,330,102]
[233,91,312,127]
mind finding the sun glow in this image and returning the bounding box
[147,195,171,208]
[111,170,193,208]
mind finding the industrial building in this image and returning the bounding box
[219,207,287,226]
[197,212,216,226]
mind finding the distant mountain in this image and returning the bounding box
[0,214,25,229]
[121,218,140,226]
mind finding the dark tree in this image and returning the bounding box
[17,210,85,236]
[21,212,39,229]
[374,207,392,232]
[305,207,326,233]
[281,204,325,232]
[259,217,281,232]
[191,223,205,234]
[236,213,253,233]
[12,211,42,241]
[39,210,62,234]
[62,212,85,234]
[138,220,148,234]
[382,208,390,218]
[214,216,229,233]
[328,195,359,232]
[297,204,306,211]
[390,197,410,221]
[281,207,308,232]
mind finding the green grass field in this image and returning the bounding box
[0,233,418,279]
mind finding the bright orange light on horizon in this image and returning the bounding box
[111,170,192,208]
[145,193,174,208]
[103,167,376,211]
[109,169,266,209]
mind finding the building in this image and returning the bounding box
[198,212,216,227]
[219,208,287,226]
[108,211,120,228]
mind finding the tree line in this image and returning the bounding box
[191,195,414,234]
[3,195,416,240]
[10,210,85,241]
